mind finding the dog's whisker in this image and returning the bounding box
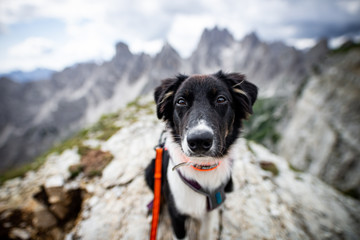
[172,162,194,171]
[171,135,182,140]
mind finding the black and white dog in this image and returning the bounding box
[145,71,258,239]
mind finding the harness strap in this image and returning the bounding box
[150,147,163,240]
[176,170,227,211]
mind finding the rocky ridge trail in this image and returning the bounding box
[0,96,359,239]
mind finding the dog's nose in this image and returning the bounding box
[187,130,213,154]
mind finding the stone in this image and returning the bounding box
[32,208,57,230]
[50,203,69,220]
[45,186,66,204]
[9,228,31,239]
[45,175,65,188]
[49,227,64,240]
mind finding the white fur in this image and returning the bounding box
[165,131,233,219]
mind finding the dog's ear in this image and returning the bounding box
[154,74,188,120]
[215,71,258,118]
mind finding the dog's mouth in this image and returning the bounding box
[172,161,220,171]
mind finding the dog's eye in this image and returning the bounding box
[176,98,187,106]
[216,96,227,104]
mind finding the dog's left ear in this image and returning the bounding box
[154,74,188,121]
[216,71,258,118]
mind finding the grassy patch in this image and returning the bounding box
[243,97,284,148]
[68,164,84,179]
[0,150,50,185]
[126,96,154,110]
[0,135,85,184]
[259,161,279,176]
[288,163,303,173]
[126,97,155,116]
[86,112,122,141]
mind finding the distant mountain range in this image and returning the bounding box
[0,26,328,171]
[0,68,55,83]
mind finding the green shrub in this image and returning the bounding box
[243,97,283,148]
[331,40,360,54]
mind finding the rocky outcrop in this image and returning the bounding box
[279,48,360,198]
[0,96,359,239]
[0,149,83,239]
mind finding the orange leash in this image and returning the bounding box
[150,147,163,240]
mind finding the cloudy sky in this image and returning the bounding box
[1,0,360,72]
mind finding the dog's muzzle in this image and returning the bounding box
[186,129,214,155]
[187,130,214,154]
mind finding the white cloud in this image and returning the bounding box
[130,39,164,56]
[329,35,349,49]
[0,0,359,72]
[338,0,360,15]
[167,14,216,57]
[8,37,55,57]
[286,38,317,50]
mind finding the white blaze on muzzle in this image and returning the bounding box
[182,120,215,156]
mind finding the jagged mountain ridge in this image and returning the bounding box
[0,26,326,171]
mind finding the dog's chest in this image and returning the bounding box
[167,164,208,218]
[166,162,230,219]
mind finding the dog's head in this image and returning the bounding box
[155,71,257,158]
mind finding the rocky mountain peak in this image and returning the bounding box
[313,38,329,51]
[241,31,260,48]
[305,38,329,69]
[114,42,132,58]
[190,27,235,71]
[153,41,182,73]
[112,42,134,73]
[156,41,180,59]
[197,26,235,49]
